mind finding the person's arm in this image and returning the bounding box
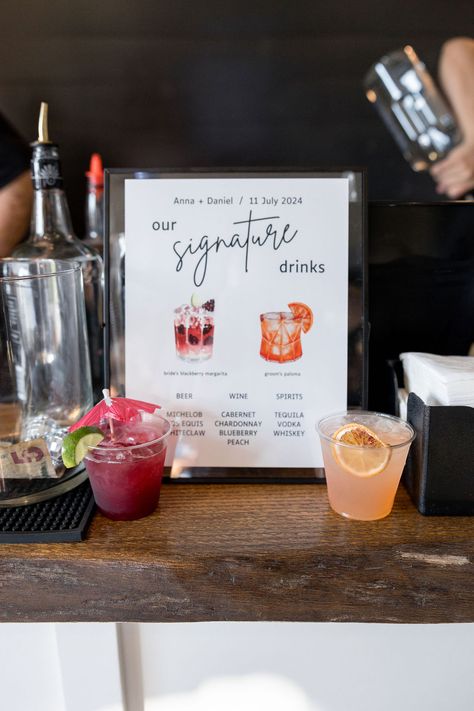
[430,37,474,199]
[0,170,33,256]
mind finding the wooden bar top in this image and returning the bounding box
[0,483,473,623]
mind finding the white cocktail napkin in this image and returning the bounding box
[400,352,474,407]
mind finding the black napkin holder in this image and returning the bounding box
[405,392,474,515]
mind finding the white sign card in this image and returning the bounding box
[124,175,350,472]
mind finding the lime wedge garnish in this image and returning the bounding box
[191,292,202,307]
[62,426,105,469]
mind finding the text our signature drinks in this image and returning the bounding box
[317,411,415,521]
[84,413,171,520]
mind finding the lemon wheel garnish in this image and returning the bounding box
[331,422,390,478]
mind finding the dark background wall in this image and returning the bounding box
[0,1,470,234]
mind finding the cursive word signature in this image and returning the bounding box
[173,211,298,286]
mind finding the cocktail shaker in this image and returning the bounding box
[364,45,461,171]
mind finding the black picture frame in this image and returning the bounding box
[104,168,368,483]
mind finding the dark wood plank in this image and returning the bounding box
[0,483,472,623]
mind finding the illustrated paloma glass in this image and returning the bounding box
[260,302,313,363]
[317,411,415,521]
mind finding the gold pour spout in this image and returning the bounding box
[37,102,52,144]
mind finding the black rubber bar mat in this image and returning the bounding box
[0,480,96,543]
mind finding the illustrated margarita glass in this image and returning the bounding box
[174,293,215,362]
[260,302,313,363]
[317,411,415,521]
[62,392,172,520]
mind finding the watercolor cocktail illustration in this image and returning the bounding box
[259,302,313,363]
[174,293,215,362]
[62,390,171,520]
[317,411,415,521]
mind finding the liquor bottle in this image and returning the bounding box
[84,152,104,255]
[13,102,104,398]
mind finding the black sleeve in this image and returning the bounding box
[0,113,30,189]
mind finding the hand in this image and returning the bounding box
[430,141,474,199]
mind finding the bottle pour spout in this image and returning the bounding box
[86,153,104,187]
[37,102,52,144]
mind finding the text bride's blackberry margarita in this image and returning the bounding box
[84,413,171,520]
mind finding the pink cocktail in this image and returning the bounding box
[317,411,415,520]
[84,413,171,520]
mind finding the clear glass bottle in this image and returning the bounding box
[84,152,104,255]
[12,103,104,398]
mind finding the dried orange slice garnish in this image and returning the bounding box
[288,302,313,333]
[331,422,390,477]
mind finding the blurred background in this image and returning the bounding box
[0,0,470,234]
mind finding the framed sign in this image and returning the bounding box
[104,169,367,482]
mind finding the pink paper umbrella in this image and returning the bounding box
[69,389,161,432]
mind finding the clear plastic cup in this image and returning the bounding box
[317,411,415,520]
[84,413,172,520]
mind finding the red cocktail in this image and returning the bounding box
[84,413,171,520]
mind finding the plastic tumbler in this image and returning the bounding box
[83,413,172,520]
[317,411,415,521]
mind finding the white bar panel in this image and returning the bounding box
[138,622,474,711]
[0,623,64,711]
[55,622,124,711]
